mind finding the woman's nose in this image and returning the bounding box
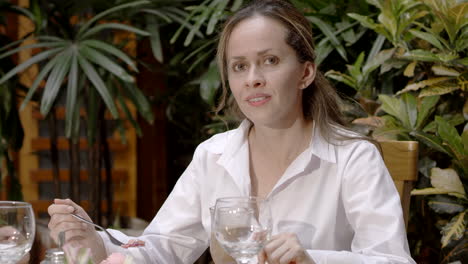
[246,66,265,88]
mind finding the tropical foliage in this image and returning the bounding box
[0,0,154,140]
[0,0,156,222]
[0,59,24,201]
[331,0,467,261]
[0,0,29,201]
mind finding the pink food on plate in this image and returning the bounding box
[121,239,146,248]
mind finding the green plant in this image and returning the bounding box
[0,1,153,137]
[342,0,467,261]
[377,93,467,260]
[395,0,467,98]
[300,0,374,66]
[0,69,24,201]
[0,0,32,201]
[0,0,154,223]
[325,35,392,99]
[348,0,426,49]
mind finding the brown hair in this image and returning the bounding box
[216,0,377,146]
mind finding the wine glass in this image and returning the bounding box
[213,197,272,264]
[209,206,236,264]
[0,201,36,264]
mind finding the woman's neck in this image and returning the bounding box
[248,118,314,166]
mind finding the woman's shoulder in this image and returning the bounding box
[195,126,243,155]
[195,120,250,155]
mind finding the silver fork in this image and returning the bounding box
[70,213,124,246]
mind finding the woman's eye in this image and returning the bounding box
[264,56,278,65]
[233,63,247,72]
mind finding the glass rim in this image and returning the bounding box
[215,196,267,203]
[0,201,32,208]
[215,206,257,212]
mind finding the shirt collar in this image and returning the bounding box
[213,120,252,196]
[205,119,337,196]
[310,124,337,164]
[207,119,336,164]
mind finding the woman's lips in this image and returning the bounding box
[246,94,271,106]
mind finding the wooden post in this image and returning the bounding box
[136,38,168,222]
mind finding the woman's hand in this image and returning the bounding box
[48,198,107,262]
[258,233,315,264]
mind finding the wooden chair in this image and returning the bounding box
[379,140,419,227]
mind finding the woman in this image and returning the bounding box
[48,0,415,263]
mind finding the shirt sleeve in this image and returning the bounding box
[99,146,208,264]
[307,141,415,264]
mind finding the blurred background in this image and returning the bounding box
[0,0,466,263]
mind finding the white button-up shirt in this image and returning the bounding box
[100,120,415,263]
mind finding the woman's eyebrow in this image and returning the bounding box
[229,48,274,61]
[257,48,272,55]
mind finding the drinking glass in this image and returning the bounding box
[0,201,36,264]
[210,206,236,264]
[213,197,272,264]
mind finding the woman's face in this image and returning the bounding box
[226,15,315,128]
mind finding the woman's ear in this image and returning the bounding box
[300,61,316,89]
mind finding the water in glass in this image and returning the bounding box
[209,206,236,264]
[0,201,36,264]
[213,197,271,264]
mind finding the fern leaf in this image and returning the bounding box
[441,211,467,247]
[397,77,451,94]
[419,85,459,97]
[432,65,460,76]
[431,168,466,196]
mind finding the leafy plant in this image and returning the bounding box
[375,93,441,138]
[373,86,467,262]
[410,130,467,250]
[0,0,30,200]
[0,70,24,201]
[348,0,426,49]
[302,0,374,66]
[325,35,393,99]
[411,167,466,246]
[395,0,467,98]
[0,0,153,139]
[0,0,155,223]
[331,0,468,261]
[131,0,209,63]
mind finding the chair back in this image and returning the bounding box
[379,140,419,227]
